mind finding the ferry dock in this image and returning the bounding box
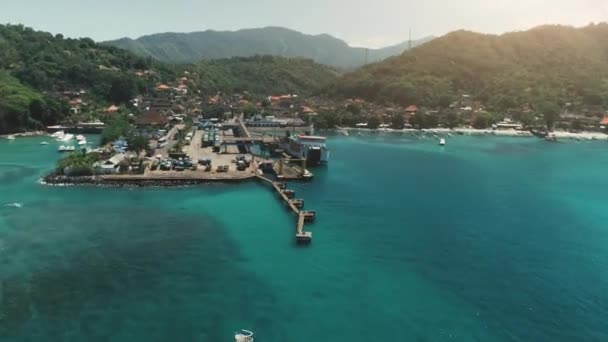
[256,175,315,244]
[48,116,323,245]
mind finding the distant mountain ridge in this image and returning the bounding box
[334,23,608,111]
[103,27,433,68]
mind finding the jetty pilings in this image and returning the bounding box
[256,175,314,244]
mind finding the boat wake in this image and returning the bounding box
[4,202,23,208]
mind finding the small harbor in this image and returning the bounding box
[44,116,328,245]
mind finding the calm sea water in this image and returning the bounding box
[1,133,608,341]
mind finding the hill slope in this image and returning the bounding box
[0,24,175,133]
[104,27,432,68]
[335,24,608,110]
[0,24,338,133]
[191,55,339,95]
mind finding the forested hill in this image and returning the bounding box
[335,24,608,112]
[0,24,338,133]
[0,24,176,133]
[104,27,432,68]
[190,56,339,95]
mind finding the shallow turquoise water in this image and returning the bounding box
[1,134,608,341]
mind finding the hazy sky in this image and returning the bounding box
[2,0,607,47]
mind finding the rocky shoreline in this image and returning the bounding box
[41,173,257,187]
[1,131,47,138]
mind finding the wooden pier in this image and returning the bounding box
[256,175,314,244]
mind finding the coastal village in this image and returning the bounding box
[7,68,608,243]
[34,66,608,185]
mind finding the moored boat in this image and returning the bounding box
[50,130,65,138]
[235,329,254,342]
[439,138,446,146]
[280,135,329,166]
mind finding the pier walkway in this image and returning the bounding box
[256,175,314,244]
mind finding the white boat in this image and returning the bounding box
[78,140,87,146]
[51,130,65,138]
[235,330,254,342]
[280,135,330,165]
[439,138,446,146]
[7,135,16,140]
[58,133,74,142]
[58,145,67,152]
[40,141,49,145]
[66,146,75,152]
[303,169,314,179]
[4,203,22,208]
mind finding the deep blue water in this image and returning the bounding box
[1,133,608,341]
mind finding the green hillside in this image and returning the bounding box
[335,24,608,112]
[0,24,176,133]
[0,24,338,133]
[104,27,432,68]
[191,55,339,95]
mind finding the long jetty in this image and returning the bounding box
[256,175,314,244]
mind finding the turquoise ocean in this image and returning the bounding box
[1,133,608,341]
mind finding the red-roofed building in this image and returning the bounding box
[105,105,119,113]
[156,84,171,91]
[208,95,219,105]
[301,106,316,115]
[405,105,419,114]
[600,117,608,126]
[135,110,169,128]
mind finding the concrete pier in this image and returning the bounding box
[256,175,314,244]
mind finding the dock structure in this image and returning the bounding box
[256,175,314,244]
[236,117,252,139]
[221,136,278,144]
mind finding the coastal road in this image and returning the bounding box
[154,124,183,157]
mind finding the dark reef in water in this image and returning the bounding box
[0,204,281,340]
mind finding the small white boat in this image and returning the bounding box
[76,134,86,141]
[40,141,49,145]
[439,138,446,146]
[78,140,87,146]
[7,135,16,140]
[58,133,74,142]
[66,146,75,152]
[303,169,314,179]
[235,330,254,342]
[4,203,23,208]
[51,130,64,138]
[58,145,66,152]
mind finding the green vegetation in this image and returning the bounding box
[104,27,432,68]
[335,24,608,116]
[0,24,174,133]
[191,56,339,95]
[0,24,337,134]
[390,113,404,129]
[126,134,149,154]
[56,151,100,176]
[100,116,131,144]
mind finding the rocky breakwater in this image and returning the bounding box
[41,173,256,187]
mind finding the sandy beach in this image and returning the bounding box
[339,127,608,141]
